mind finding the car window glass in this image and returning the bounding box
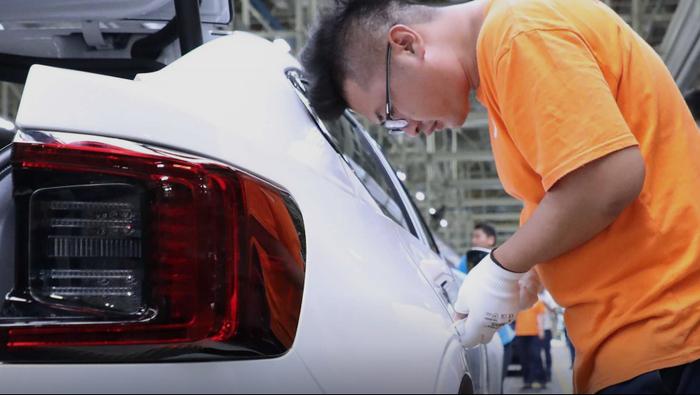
[398,179,441,255]
[285,68,421,240]
[1,132,14,150]
[322,116,416,235]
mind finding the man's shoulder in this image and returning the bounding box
[483,0,572,40]
[480,0,597,60]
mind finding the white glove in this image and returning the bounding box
[453,251,526,348]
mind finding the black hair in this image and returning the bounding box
[474,223,497,245]
[300,0,430,120]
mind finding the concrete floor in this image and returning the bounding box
[503,339,574,394]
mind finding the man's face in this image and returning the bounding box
[471,229,495,249]
[343,36,472,136]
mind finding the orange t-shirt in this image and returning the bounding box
[515,300,545,337]
[476,0,700,393]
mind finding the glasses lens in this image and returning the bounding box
[384,119,409,131]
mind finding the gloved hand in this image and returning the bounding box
[453,251,527,348]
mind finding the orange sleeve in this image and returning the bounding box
[494,29,639,190]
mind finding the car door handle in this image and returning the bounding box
[420,258,456,305]
[439,280,451,304]
[419,259,451,284]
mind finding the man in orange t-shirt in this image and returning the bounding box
[301,0,700,392]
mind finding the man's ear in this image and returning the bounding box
[388,24,426,59]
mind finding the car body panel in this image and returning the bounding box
[486,333,505,394]
[0,351,322,394]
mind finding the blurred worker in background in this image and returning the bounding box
[516,299,548,390]
[471,222,497,249]
[458,223,497,273]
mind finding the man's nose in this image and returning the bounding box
[404,120,421,137]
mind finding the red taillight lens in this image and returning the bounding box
[1,133,305,362]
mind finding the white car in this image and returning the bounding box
[0,2,501,393]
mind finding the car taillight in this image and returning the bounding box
[0,131,306,362]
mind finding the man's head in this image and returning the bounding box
[301,0,477,136]
[471,223,497,248]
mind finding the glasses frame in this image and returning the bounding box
[382,43,409,134]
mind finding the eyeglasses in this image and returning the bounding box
[382,43,409,135]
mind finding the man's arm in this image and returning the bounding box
[494,146,645,273]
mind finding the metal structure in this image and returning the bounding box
[0,0,697,254]
[604,0,680,47]
[234,0,320,56]
[658,0,700,96]
[174,0,205,54]
[0,83,21,120]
